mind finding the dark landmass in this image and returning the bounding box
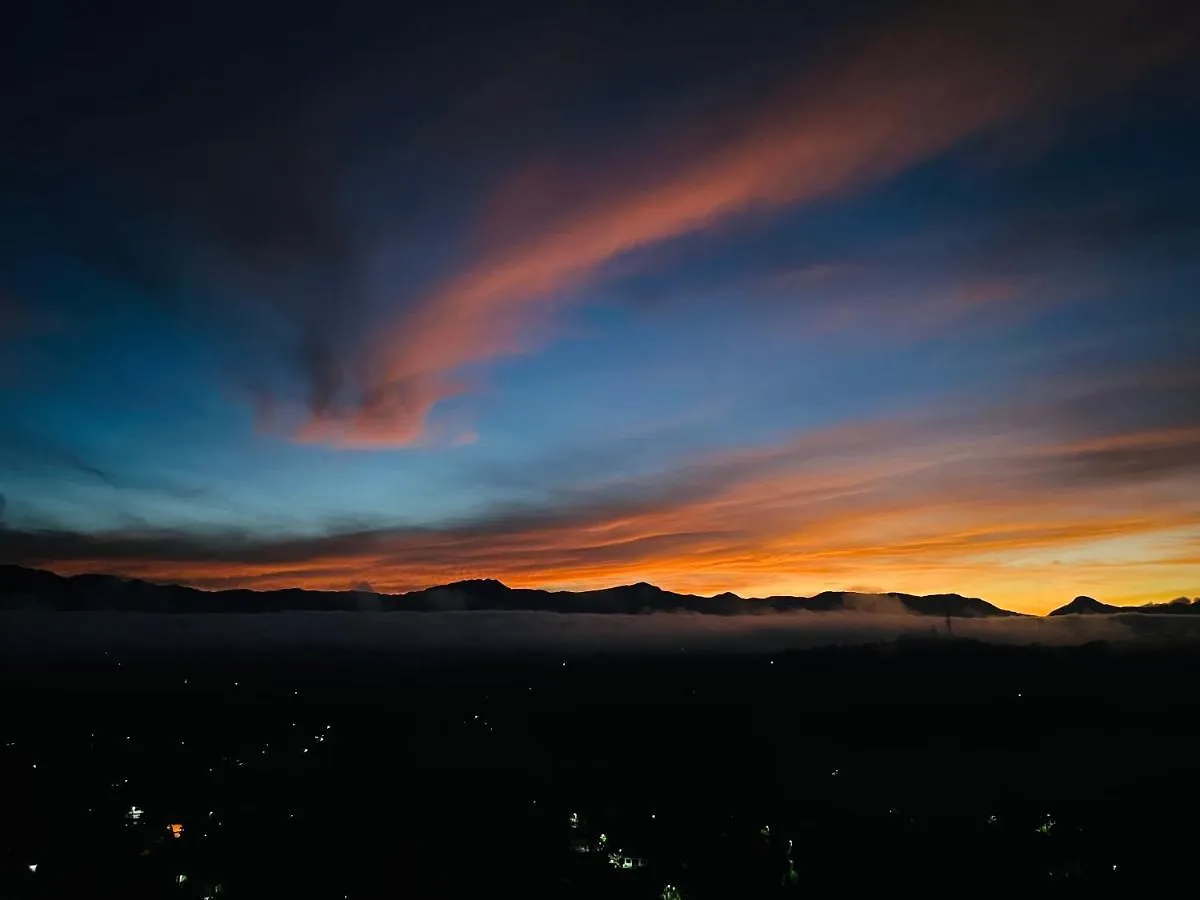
[2,641,1199,897]
[1050,595,1126,615]
[0,564,1013,615]
[2,564,1195,617]
[1049,594,1200,616]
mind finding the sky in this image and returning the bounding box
[1,0,1198,614]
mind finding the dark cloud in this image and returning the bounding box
[0,526,348,569]
[6,0,828,276]
[1024,353,1200,446]
[3,0,601,416]
[1051,437,1200,486]
[0,469,735,574]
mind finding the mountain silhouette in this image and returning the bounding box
[1049,595,1122,616]
[1049,594,1200,616]
[0,564,1192,617]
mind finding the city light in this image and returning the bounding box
[1,634,1185,893]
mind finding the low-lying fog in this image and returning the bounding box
[3,608,1199,659]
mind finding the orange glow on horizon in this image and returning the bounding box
[32,443,1199,615]
[27,378,1200,616]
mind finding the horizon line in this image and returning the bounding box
[4,563,1195,616]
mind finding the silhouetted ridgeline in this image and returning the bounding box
[1045,595,1200,616]
[0,565,1195,616]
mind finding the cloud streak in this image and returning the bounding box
[5,355,1198,613]
[299,0,1197,446]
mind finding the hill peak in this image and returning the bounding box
[444,578,509,591]
[1049,595,1119,616]
[619,581,664,593]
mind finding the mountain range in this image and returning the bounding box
[1047,594,1200,616]
[0,565,1195,617]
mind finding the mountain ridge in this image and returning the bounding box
[1048,593,1200,617]
[1048,595,1122,616]
[0,564,1194,617]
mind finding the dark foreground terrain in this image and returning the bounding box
[2,640,1198,897]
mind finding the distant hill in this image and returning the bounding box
[1049,594,1200,616]
[1048,595,1123,616]
[0,564,1026,616]
[1,564,1191,617]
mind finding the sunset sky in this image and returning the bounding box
[1,0,1197,613]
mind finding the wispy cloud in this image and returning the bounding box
[0,428,209,500]
[298,0,1196,446]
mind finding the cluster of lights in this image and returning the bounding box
[14,704,339,894]
[608,852,646,870]
[7,686,1155,898]
[569,812,649,871]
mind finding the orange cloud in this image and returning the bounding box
[299,0,1192,446]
